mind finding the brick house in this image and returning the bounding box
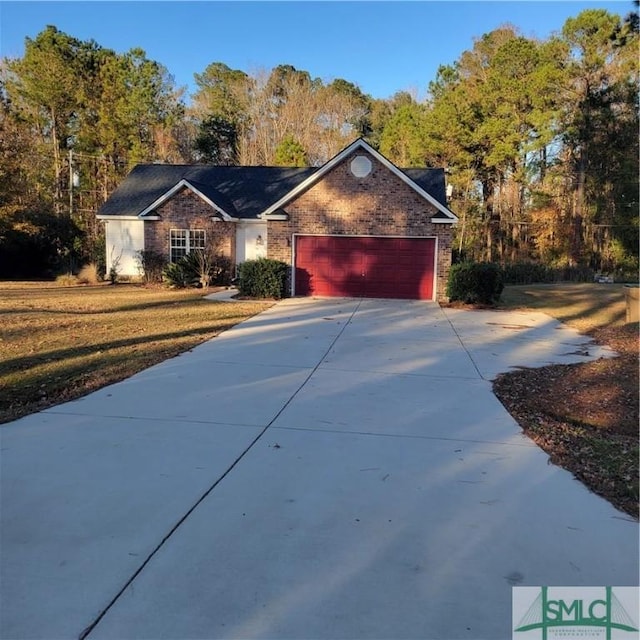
[97,138,457,301]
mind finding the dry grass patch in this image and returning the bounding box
[499,282,628,332]
[495,283,638,518]
[0,282,272,423]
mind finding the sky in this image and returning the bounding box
[0,1,634,103]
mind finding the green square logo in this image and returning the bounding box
[513,586,639,639]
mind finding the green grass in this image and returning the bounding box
[0,282,272,424]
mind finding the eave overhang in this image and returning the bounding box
[96,214,160,221]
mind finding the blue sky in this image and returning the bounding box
[0,1,633,102]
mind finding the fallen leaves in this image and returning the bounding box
[494,322,639,519]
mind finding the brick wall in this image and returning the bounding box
[144,188,236,263]
[267,152,454,302]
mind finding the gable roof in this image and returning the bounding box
[261,138,458,223]
[97,165,315,220]
[136,178,237,220]
[97,140,457,223]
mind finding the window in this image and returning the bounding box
[170,229,206,263]
[190,229,206,251]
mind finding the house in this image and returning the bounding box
[97,138,458,301]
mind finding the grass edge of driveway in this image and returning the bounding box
[494,284,638,519]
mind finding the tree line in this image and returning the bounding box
[0,7,637,279]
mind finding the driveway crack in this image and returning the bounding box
[441,307,485,380]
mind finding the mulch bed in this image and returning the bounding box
[493,323,639,519]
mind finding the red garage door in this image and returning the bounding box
[294,235,435,300]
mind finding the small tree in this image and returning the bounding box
[191,233,232,287]
[273,135,308,167]
[108,246,122,285]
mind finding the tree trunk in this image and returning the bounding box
[571,150,587,266]
[51,107,63,214]
[483,178,498,262]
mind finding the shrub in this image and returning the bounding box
[501,262,552,285]
[612,266,640,284]
[163,258,198,289]
[237,258,288,299]
[501,262,595,284]
[136,250,167,284]
[93,236,107,280]
[107,247,122,285]
[107,266,118,285]
[77,263,101,285]
[188,249,233,287]
[553,265,594,282]
[55,273,78,287]
[162,252,233,289]
[447,262,504,305]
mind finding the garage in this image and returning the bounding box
[294,235,436,300]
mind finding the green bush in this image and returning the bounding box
[136,250,167,284]
[552,265,594,282]
[501,262,594,284]
[237,258,288,299]
[207,254,233,286]
[501,262,552,284]
[163,258,198,288]
[447,262,504,305]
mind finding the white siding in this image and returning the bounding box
[236,222,267,263]
[104,219,145,277]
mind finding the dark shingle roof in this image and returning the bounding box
[98,163,449,219]
[98,165,316,219]
[403,168,447,207]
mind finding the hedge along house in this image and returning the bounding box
[97,138,458,301]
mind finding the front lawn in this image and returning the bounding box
[0,282,271,424]
[495,283,638,518]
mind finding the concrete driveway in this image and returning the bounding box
[1,298,636,640]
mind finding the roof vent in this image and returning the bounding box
[350,155,372,178]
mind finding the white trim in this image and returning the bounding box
[138,179,237,221]
[430,218,454,224]
[291,235,297,297]
[292,232,438,239]
[97,215,160,221]
[291,233,438,301]
[433,235,439,301]
[261,138,458,223]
